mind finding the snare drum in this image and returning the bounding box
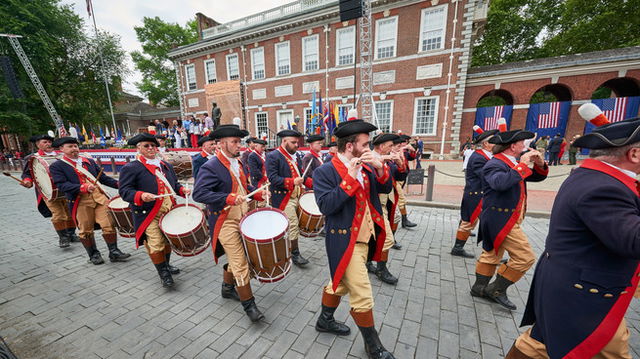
[30,155,62,201]
[162,151,193,180]
[240,208,291,283]
[296,191,325,237]
[107,196,135,238]
[159,204,210,256]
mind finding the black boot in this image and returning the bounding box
[107,242,131,262]
[241,298,265,322]
[401,214,416,228]
[315,305,351,335]
[56,230,71,248]
[154,262,175,288]
[366,261,377,273]
[81,237,104,265]
[165,252,180,274]
[66,228,80,242]
[221,265,240,301]
[291,248,309,266]
[450,239,474,258]
[391,241,402,250]
[375,262,398,285]
[470,273,491,298]
[484,275,517,310]
[359,326,395,359]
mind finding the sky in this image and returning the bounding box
[60,0,288,99]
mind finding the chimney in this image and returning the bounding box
[196,13,220,40]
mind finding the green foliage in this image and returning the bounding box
[529,91,559,104]
[476,96,508,107]
[0,0,128,137]
[591,86,613,99]
[131,17,198,107]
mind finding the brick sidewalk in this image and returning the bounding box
[1,175,639,359]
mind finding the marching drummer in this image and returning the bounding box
[21,134,80,248]
[240,136,256,175]
[192,134,216,179]
[301,134,324,188]
[192,124,268,322]
[118,133,189,288]
[266,130,311,266]
[312,118,395,358]
[323,141,337,162]
[247,138,268,188]
[49,137,130,265]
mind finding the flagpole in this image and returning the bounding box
[87,0,117,140]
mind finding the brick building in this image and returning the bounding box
[168,0,489,157]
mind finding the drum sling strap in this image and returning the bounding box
[62,158,110,195]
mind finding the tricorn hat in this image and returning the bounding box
[210,125,249,140]
[372,133,399,146]
[333,119,377,139]
[573,117,640,149]
[52,136,79,147]
[128,133,159,147]
[488,130,535,145]
[474,129,499,145]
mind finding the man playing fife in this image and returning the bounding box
[50,137,130,265]
[118,133,189,288]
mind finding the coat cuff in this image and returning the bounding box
[396,162,407,173]
[226,193,237,205]
[22,177,32,183]
[284,178,295,191]
[253,191,264,201]
[534,163,549,176]
[134,191,144,206]
[376,165,390,184]
[178,186,186,197]
[304,177,313,189]
[513,163,533,179]
[80,183,90,194]
[339,174,360,197]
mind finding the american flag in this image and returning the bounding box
[600,97,628,123]
[484,106,503,130]
[537,102,561,129]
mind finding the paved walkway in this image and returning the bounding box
[1,175,639,359]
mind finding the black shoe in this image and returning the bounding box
[375,262,398,285]
[450,239,474,258]
[165,252,180,274]
[66,228,80,242]
[221,283,240,301]
[391,242,402,250]
[401,215,417,228]
[107,243,131,262]
[315,305,351,335]
[241,297,265,322]
[56,230,71,248]
[469,232,476,237]
[292,249,309,266]
[366,261,377,273]
[358,325,395,359]
[470,273,491,298]
[89,251,104,265]
[484,275,517,310]
[154,262,175,288]
[500,258,509,264]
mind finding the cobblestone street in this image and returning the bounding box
[1,175,639,359]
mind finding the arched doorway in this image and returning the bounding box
[592,77,640,99]
[472,90,515,138]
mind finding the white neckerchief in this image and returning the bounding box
[278,147,301,177]
[602,161,637,180]
[44,151,56,156]
[504,154,518,166]
[221,150,241,179]
[144,157,161,168]
[338,153,364,187]
[481,149,493,159]
[159,147,166,153]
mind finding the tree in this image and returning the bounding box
[131,17,198,107]
[0,0,128,137]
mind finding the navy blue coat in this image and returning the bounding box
[21,151,56,218]
[247,151,267,188]
[301,151,323,187]
[386,161,408,229]
[313,156,392,291]
[460,150,491,223]
[266,148,311,210]
[521,159,640,358]
[548,137,563,152]
[478,153,548,252]
[192,151,210,179]
[50,156,119,223]
[118,159,184,246]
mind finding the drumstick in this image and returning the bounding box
[154,193,175,199]
[301,160,313,179]
[221,183,270,212]
[2,171,25,185]
[185,182,190,207]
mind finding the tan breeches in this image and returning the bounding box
[283,189,300,244]
[381,202,395,252]
[76,192,114,239]
[515,320,631,359]
[219,200,251,287]
[475,220,535,282]
[324,243,374,312]
[395,181,407,211]
[144,197,173,263]
[45,198,72,230]
[456,219,478,242]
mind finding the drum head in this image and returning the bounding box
[299,192,322,216]
[32,158,54,199]
[108,196,130,209]
[161,205,204,235]
[241,209,288,241]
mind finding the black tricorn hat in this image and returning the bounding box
[306,135,324,143]
[277,129,303,138]
[245,137,256,144]
[372,133,399,146]
[333,120,377,139]
[473,129,499,145]
[253,139,267,146]
[198,134,215,146]
[155,134,167,140]
[30,134,54,143]
[328,141,337,147]
[53,136,79,147]
[488,130,535,145]
[210,125,249,140]
[574,117,640,149]
[128,133,159,147]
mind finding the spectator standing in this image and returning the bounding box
[203,112,214,130]
[415,136,423,169]
[535,136,548,161]
[547,133,563,166]
[568,134,580,165]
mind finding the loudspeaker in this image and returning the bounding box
[0,56,24,99]
[339,0,362,22]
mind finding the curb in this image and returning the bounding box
[407,200,551,219]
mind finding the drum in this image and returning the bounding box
[296,191,325,237]
[159,204,210,256]
[107,196,135,238]
[240,208,291,283]
[30,155,62,201]
[162,151,193,180]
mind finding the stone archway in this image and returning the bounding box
[476,89,514,107]
[529,84,573,103]
[592,77,640,99]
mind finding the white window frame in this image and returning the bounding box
[250,47,265,80]
[412,96,439,136]
[374,16,398,60]
[336,26,356,66]
[374,100,394,133]
[302,34,319,72]
[226,53,240,81]
[276,109,294,131]
[275,41,291,76]
[185,64,196,91]
[204,59,217,84]
[418,5,448,52]
[254,112,268,139]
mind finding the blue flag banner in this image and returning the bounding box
[525,101,571,138]
[473,105,513,136]
[581,96,640,154]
